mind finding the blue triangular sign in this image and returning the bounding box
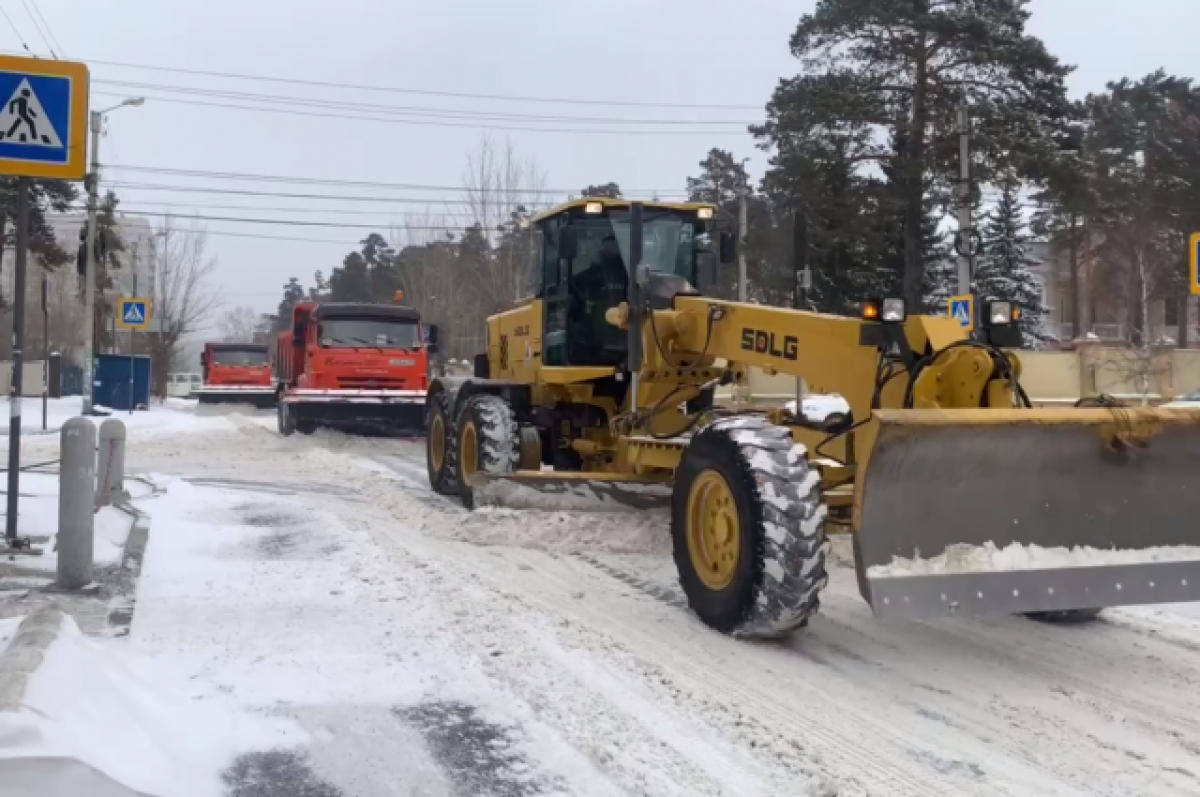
[952,302,969,324]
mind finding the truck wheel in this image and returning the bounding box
[672,415,829,639]
[455,394,519,510]
[277,400,295,436]
[427,391,458,495]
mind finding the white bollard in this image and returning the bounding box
[58,417,96,589]
[95,418,127,508]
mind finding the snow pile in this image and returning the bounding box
[869,540,1200,578]
[471,476,672,514]
[1,397,234,437]
[0,614,298,797]
[457,506,672,554]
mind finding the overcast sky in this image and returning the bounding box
[7,0,1199,337]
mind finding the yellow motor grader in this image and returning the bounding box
[424,197,1200,638]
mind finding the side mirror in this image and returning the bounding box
[426,323,440,355]
[719,231,737,265]
[292,323,305,349]
[558,226,579,261]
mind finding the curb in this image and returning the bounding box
[106,476,162,635]
[0,605,64,711]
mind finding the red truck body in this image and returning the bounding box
[197,342,276,408]
[274,300,433,435]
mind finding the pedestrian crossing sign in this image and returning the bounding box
[118,298,151,330]
[949,294,974,331]
[0,55,89,180]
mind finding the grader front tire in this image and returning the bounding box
[672,416,829,638]
[455,394,519,510]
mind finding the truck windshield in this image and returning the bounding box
[608,211,698,284]
[211,349,269,366]
[319,318,420,349]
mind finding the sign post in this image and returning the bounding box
[117,298,151,413]
[0,55,89,551]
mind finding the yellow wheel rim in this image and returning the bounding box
[430,413,445,473]
[460,421,478,477]
[686,470,741,591]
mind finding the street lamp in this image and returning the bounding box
[82,96,144,415]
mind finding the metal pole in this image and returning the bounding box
[128,247,137,414]
[41,276,48,431]
[5,178,29,545]
[57,416,96,588]
[956,103,973,297]
[82,110,102,415]
[737,194,748,302]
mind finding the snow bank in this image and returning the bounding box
[0,614,298,797]
[869,540,1200,578]
[1,397,235,437]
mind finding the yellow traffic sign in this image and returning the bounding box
[117,298,151,330]
[948,294,974,331]
[0,55,89,180]
[1191,233,1200,296]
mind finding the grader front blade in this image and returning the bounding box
[855,407,1200,621]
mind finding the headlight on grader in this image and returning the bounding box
[986,301,1013,326]
[881,298,906,323]
[862,298,905,323]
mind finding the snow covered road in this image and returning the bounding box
[45,404,1200,796]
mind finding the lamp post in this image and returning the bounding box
[82,97,143,415]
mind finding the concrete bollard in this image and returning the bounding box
[95,418,127,508]
[58,417,96,589]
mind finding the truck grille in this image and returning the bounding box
[337,376,408,389]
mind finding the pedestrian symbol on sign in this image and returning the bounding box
[123,303,144,324]
[0,80,60,147]
[948,294,974,331]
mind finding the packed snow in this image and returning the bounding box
[868,540,1200,578]
[0,613,299,797]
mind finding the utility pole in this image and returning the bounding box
[41,275,48,431]
[955,103,975,298]
[128,243,138,415]
[793,211,810,411]
[82,110,101,415]
[5,178,30,547]
[737,194,748,302]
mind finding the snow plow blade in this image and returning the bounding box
[196,387,277,409]
[466,471,673,513]
[286,389,427,436]
[855,407,1200,621]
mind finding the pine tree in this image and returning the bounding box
[976,177,1047,347]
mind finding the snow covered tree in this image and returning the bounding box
[976,177,1047,347]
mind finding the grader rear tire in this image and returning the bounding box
[427,391,458,495]
[672,416,829,638]
[455,394,519,510]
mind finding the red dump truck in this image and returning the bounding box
[274,295,437,436]
[197,342,276,408]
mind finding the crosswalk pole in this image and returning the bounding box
[6,177,30,546]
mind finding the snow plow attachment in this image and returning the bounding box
[196,386,277,409]
[855,407,1200,621]
[464,471,673,513]
[282,388,427,436]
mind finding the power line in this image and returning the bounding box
[91,89,748,136]
[0,7,32,54]
[23,0,61,56]
[92,78,755,126]
[17,0,55,58]
[106,208,521,231]
[63,52,762,111]
[101,165,685,196]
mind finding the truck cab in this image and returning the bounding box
[275,299,437,436]
[197,343,275,407]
